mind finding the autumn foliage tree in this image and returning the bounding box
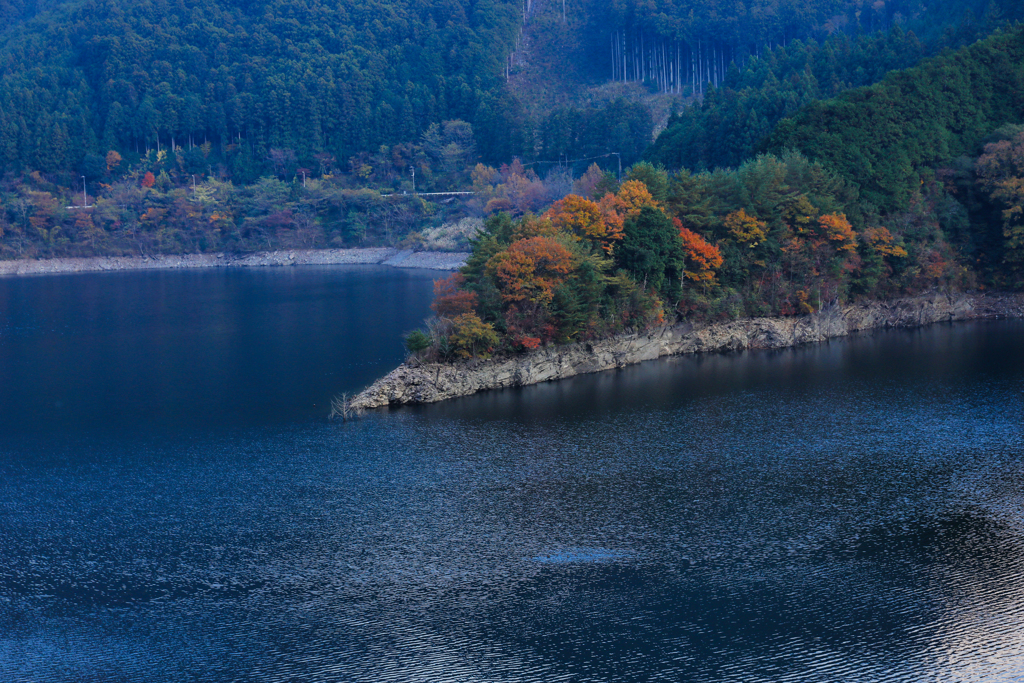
[544,195,606,242]
[724,209,767,247]
[105,151,122,173]
[675,219,723,287]
[613,180,659,219]
[448,313,499,359]
[542,179,661,255]
[488,236,575,307]
[432,273,478,318]
[817,213,858,253]
[861,227,908,259]
[544,194,622,253]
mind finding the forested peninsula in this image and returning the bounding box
[351,23,1024,407]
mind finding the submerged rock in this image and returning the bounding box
[350,291,1024,410]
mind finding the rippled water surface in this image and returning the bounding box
[2,268,1023,682]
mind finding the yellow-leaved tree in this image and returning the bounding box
[448,313,499,359]
[724,209,767,246]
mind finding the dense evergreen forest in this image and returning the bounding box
[0,0,883,181]
[0,0,522,174]
[645,28,931,171]
[5,0,1015,181]
[645,0,1023,172]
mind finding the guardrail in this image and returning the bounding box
[379,191,476,197]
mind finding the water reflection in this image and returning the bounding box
[0,266,437,432]
[422,320,1024,424]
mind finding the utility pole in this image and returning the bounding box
[192,175,196,198]
[300,170,306,188]
[410,166,416,194]
[81,176,86,207]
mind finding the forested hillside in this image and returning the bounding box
[0,0,863,182]
[408,24,1024,361]
[644,28,929,171]
[6,0,1016,182]
[577,0,1021,95]
[765,26,1024,212]
[762,25,1024,284]
[0,0,62,27]
[1,0,1022,297]
[644,0,1023,172]
[0,0,524,176]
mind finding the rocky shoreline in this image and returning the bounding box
[350,291,1024,410]
[0,248,468,277]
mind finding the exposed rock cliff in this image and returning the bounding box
[350,292,1024,409]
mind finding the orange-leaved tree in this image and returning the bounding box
[105,151,122,173]
[674,218,723,287]
[612,180,658,219]
[487,236,575,307]
[554,179,663,253]
[543,194,624,253]
[861,227,907,259]
[544,195,604,240]
[511,214,559,240]
[431,273,478,318]
[817,213,857,253]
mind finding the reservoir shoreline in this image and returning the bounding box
[0,248,468,277]
[351,291,1024,409]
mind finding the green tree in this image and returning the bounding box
[615,205,685,301]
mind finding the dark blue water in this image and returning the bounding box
[2,268,1023,682]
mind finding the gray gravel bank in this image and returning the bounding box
[0,248,468,277]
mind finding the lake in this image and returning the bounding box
[1,266,1023,681]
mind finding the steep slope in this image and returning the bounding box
[765,25,1024,211]
[644,0,1023,173]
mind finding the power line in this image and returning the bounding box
[520,152,622,171]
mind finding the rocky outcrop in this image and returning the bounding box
[0,248,468,277]
[350,291,1024,409]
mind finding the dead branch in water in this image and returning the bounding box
[328,392,364,421]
